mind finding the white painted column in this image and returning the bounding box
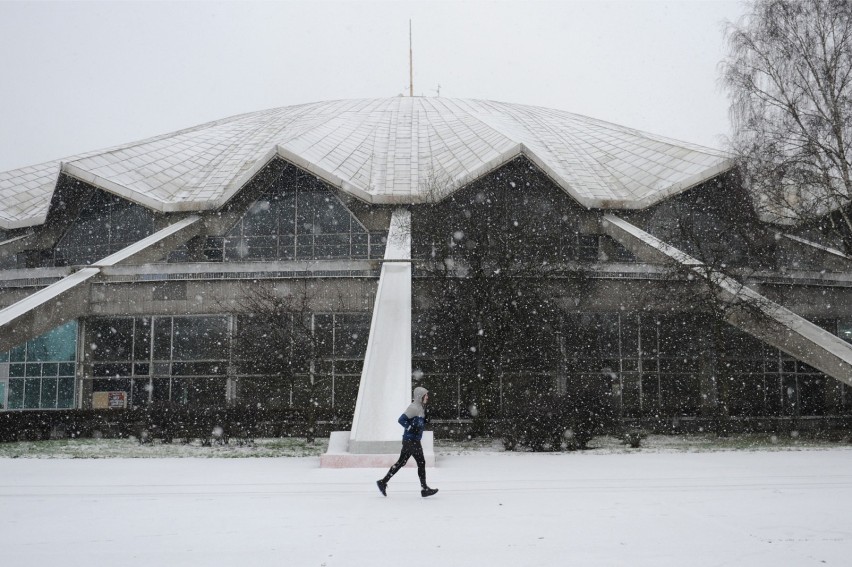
[347,208,412,454]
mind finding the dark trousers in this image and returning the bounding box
[383,439,427,488]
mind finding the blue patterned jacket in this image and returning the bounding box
[398,413,426,441]
[399,386,429,441]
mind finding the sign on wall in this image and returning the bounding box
[92,391,127,409]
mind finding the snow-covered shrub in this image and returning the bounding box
[622,429,647,448]
[498,379,615,452]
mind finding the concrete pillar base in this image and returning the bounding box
[320,431,435,468]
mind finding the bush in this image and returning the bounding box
[0,405,323,444]
[622,429,647,448]
[499,392,566,451]
[498,377,615,452]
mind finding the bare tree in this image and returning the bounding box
[645,186,786,435]
[722,0,852,250]
[412,158,593,435]
[221,280,348,443]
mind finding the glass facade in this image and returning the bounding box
[87,315,229,408]
[412,157,610,265]
[84,312,370,413]
[170,167,387,263]
[0,310,848,420]
[53,190,155,266]
[412,311,848,421]
[1,321,77,410]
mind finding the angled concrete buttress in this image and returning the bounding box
[321,208,435,468]
[602,214,852,387]
[0,215,201,353]
[0,268,100,352]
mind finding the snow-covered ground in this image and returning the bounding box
[2,438,851,566]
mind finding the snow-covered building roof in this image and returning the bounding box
[0,97,733,230]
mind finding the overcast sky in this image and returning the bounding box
[0,0,746,172]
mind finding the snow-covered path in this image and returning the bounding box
[2,450,851,566]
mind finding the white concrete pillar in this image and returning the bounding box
[347,208,412,454]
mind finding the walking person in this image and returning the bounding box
[376,386,438,497]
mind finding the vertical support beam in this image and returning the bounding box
[348,208,412,454]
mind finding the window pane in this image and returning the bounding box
[151,378,171,404]
[578,234,599,261]
[242,200,278,236]
[335,314,370,358]
[352,233,368,258]
[224,238,248,261]
[242,237,277,260]
[130,378,151,409]
[333,375,359,416]
[88,318,132,361]
[8,378,24,409]
[171,362,226,376]
[621,316,639,358]
[24,378,41,408]
[41,378,58,409]
[799,375,826,416]
[369,233,387,259]
[172,317,229,360]
[292,375,313,408]
[765,373,782,415]
[153,318,172,360]
[839,320,852,343]
[315,234,350,258]
[621,373,641,417]
[782,375,798,415]
[93,363,132,377]
[296,234,314,259]
[134,318,151,361]
[277,193,297,234]
[423,375,458,420]
[334,360,363,375]
[171,377,225,406]
[10,345,25,363]
[111,202,155,243]
[239,376,291,409]
[57,378,75,408]
[314,315,334,358]
[313,197,351,233]
[312,376,333,409]
[728,373,766,416]
[277,235,295,260]
[296,191,316,230]
[661,373,700,416]
[641,374,660,412]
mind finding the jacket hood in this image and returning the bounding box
[413,386,428,405]
[404,386,429,419]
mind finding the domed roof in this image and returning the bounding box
[0,97,732,230]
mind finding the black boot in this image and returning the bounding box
[376,479,388,496]
[420,487,438,497]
